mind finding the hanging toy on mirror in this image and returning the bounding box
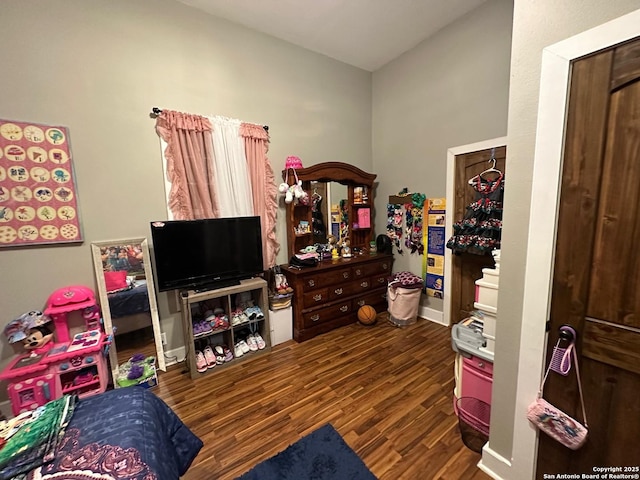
[281,168,308,205]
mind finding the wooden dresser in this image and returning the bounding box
[282,253,393,342]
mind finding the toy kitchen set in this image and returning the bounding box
[1,286,110,416]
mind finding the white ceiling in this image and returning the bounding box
[176,0,488,71]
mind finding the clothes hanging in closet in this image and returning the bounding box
[446,174,504,255]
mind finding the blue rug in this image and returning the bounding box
[236,424,377,480]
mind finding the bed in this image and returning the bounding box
[108,280,151,319]
[21,387,202,480]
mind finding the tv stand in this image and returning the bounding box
[194,279,240,293]
[180,277,271,380]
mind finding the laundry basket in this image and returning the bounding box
[387,284,421,327]
[456,397,491,453]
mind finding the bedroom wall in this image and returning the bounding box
[372,0,514,320]
[487,1,640,478]
[0,0,372,365]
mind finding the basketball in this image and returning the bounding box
[357,305,377,325]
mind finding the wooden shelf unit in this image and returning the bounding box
[180,277,271,380]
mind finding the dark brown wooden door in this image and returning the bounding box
[537,38,640,477]
[450,146,506,323]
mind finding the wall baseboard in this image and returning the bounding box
[478,443,512,480]
[163,346,186,367]
[419,306,446,326]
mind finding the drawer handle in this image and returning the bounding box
[343,272,350,278]
[357,300,365,307]
[308,279,315,287]
[377,277,385,284]
[311,314,320,322]
[313,294,322,301]
[355,269,362,275]
[478,362,484,368]
[335,288,343,295]
[382,263,388,269]
[340,305,348,313]
[361,281,369,288]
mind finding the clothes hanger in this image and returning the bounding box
[468,149,502,185]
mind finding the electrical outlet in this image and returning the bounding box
[161,332,167,346]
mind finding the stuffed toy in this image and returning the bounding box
[22,325,54,355]
[3,310,55,356]
[279,168,308,204]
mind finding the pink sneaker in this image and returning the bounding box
[195,350,207,373]
[203,346,217,368]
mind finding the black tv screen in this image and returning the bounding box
[149,216,264,292]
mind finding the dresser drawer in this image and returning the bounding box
[371,273,389,288]
[328,277,372,301]
[302,267,353,290]
[302,288,329,309]
[303,301,352,328]
[361,260,392,277]
[353,289,388,310]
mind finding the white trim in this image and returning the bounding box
[419,305,446,325]
[164,346,186,367]
[444,136,507,328]
[510,8,640,480]
[478,443,512,480]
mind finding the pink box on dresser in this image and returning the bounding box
[357,208,370,228]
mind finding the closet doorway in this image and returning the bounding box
[444,138,507,326]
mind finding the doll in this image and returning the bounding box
[22,325,54,356]
[3,310,54,357]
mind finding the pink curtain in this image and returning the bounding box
[155,110,219,220]
[240,123,279,268]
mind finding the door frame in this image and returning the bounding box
[501,9,640,480]
[444,137,507,327]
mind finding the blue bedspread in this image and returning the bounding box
[27,388,203,480]
[108,280,150,318]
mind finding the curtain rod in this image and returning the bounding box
[150,107,269,131]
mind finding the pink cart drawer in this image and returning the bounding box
[463,355,494,376]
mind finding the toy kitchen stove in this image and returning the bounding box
[0,286,110,416]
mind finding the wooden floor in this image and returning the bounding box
[153,315,492,480]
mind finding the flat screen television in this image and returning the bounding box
[149,216,264,292]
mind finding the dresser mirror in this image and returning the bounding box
[284,162,376,258]
[310,181,348,244]
[90,237,166,383]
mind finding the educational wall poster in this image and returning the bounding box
[0,119,83,247]
[423,198,446,298]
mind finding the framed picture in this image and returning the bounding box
[98,242,146,278]
[0,119,83,247]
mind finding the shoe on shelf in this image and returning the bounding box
[234,343,244,358]
[246,334,259,352]
[244,306,265,320]
[253,332,266,350]
[195,350,207,373]
[213,345,226,365]
[231,309,249,326]
[202,346,216,369]
[237,339,251,354]
[222,345,234,362]
[214,313,229,330]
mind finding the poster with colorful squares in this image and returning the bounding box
[422,198,446,298]
[0,119,82,247]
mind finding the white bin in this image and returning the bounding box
[269,307,292,346]
[387,285,422,327]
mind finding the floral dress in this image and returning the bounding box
[446,173,504,255]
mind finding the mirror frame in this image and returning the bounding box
[284,162,376,258]
[91,237,166,383]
